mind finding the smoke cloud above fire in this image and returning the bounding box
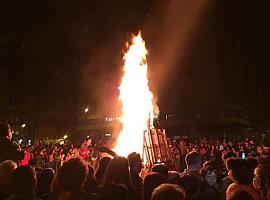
[76,0,212,116]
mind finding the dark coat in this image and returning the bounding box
[0,138,24,163]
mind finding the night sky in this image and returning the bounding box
[1,0,154,113]
[1,0,270,127]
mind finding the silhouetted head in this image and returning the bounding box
[200,166,217,186]
[179,174,202,199]
[95,157,112,182]
[151,183,185,200]
[185,151,202,170]
[246,157,258,173]
[167,171,181,185]
[227,158,253,185]
[37,168,55,196]
[12,165,37,194]
[0,122,12,140]
[143,172,164,200]
[151,164,168,181]
[58,158,88,191]
[104,156,130,187]
[222,151,237,164]
[0,160,17,186]
[128,152,142,174]
[253,160,270,200]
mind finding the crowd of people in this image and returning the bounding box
[0,122,270,200]
[171,137,269,173]
[16,138,100,172]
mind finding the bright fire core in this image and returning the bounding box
[114,32,155,157]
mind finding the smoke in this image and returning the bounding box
[72,0,213,117]
[69,0,148,117]
[79,40,123,116]
[143,0,214,92]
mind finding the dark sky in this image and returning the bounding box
[1,0,153,112]
[1,0,270,123]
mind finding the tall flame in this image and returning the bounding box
[114,32,155,157]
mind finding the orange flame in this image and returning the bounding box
[114,32,155,157]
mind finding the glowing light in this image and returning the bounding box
[84,108,89,113]
[63,135,68,139]
[21,123,26,128]
[114,32,155,157]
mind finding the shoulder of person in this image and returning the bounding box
[226,183,237,197]
[227,183,237,190]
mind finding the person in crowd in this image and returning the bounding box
[203,160,216,168]
[209,144,218,161]
[64,152,72,161]
[0,160,17,199]
[179,174,202,200]
[99,183,128,200]
[55,158,99,200]
[179,150,221,200]
[226,158,261,200]
[180,150,203,200]
[49,173,61,199]
[0,122,24,163]
[151,164,169,182]
[35,167,43,178]
[142,172,164,200]
[200,165,221,200]
[37,168,55,198]
[95,157,111,186]
[80,139,93,162]
[167,171,181,185]
[151,183,185,200]
[84,165,98,194]
[99,156,136,200]
[102,156,131,187]
[128,152,143,196]
[7,165,40,200]
[179,140,187,172]
[222,150,237,167]
[200,166,219,190]
[181,151,202,179]
[20,147,31,166]
[253,160,270,200]
[172,140,181,171]
[221,151,237,198]
[247,157,259,174]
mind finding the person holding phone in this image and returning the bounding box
[0,122,24,163]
